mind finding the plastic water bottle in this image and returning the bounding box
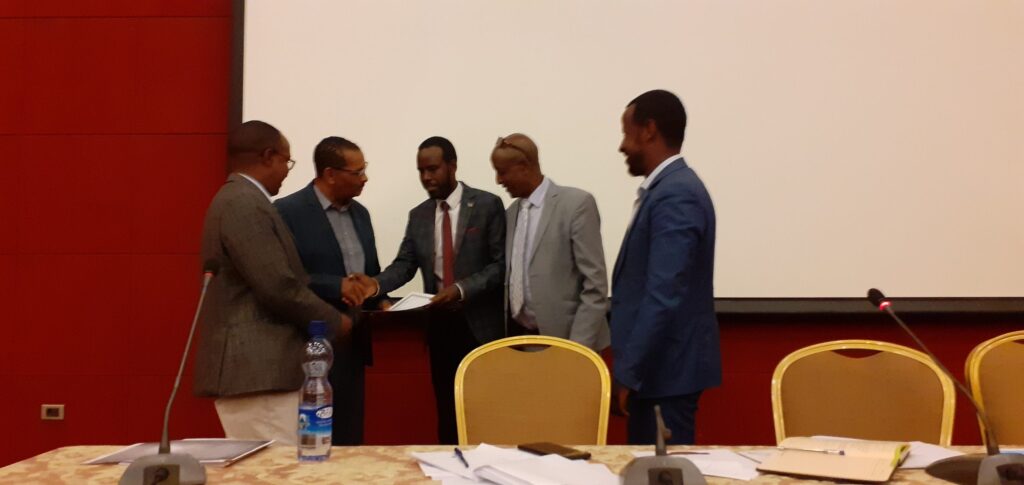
[298,320,333,462]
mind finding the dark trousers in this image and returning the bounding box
[627,391,703,445]
[426,310,480,444]
[329,337,366,445]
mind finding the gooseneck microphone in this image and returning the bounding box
[867,288,1024,485]
[159,260,220,454]
[120,260,220,485]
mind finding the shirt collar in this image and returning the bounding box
[313,183,350,212]
[523,176,551,208]
[438,181,464,209]
[237,172,272,201]
[638,154,683,193]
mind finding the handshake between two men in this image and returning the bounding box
[340,274,464,309]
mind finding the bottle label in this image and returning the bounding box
[304,361,328,376]
[298,404,333,442]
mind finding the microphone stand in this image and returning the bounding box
[869,290,1024,485]
[120,271,216,485]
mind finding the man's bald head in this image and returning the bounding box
[491,132,544,199]
[492,133,539,168]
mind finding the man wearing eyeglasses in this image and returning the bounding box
[491,133,610,352]
[274,136,384,445]
[194,121,352,445]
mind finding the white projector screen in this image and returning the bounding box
[241,0,1023,299]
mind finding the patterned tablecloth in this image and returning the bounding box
[0,444,978,484]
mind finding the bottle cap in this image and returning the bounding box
[308,320,328,338]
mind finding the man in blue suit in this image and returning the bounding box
[611,90,722,444]
[275,136,383,445]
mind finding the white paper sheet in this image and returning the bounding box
[476,453,618,485]
[387,292,433,311]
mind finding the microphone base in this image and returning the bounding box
[926,453,1024,485]
[119,452,207,485]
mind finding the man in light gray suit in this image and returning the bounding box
[491,133,610,351]
[194,121,352,445]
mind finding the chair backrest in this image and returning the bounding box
[454,336,610,446]
[771,339,955,445]
[966,330,1024,447]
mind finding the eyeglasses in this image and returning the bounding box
[286,158,296,171]
[330,161,369,177]
[495,136,530,160]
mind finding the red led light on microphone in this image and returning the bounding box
[879,301,892,310]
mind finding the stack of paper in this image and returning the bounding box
[411,444,617,485]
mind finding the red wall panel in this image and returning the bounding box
[17,19,143,134]
[0,0,231,19]
[0,1,232,467]
[0,136,23,254]
[0,20,27,134]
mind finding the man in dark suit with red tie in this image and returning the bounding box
[362,136,506,444]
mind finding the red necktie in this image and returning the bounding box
[441,201,455,288]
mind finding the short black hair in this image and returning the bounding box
[227,120,282,160]
[313,136,361,176]
[628,90,687,150]
[418,136,457,164]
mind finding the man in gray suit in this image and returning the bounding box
[491,133,610,351]
[358,136,506,444]
[193,120,352,445]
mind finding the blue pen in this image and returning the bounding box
[454,447,470,467]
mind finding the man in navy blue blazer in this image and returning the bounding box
[610,90,722,444]
[275,136,383,445]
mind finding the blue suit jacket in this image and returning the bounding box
[611,158,722,398]
[274,182,381,365]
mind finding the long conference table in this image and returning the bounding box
[0,444,974,484]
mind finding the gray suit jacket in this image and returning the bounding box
[193,173,345,398]
[375,183,506,344]
[506,181,610,351]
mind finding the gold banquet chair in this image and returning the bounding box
[454,336,610,446]
[771,339,955,445]
[966,330,1024,447]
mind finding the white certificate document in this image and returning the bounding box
[387,292,434,311]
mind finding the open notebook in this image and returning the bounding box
[757,437,910,482]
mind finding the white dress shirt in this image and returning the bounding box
[237,173,272,201]
[510,177,552,328]
[627,154,682,230]
[313,185,365,275]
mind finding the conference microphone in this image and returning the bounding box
[120,260,220,485]
[867,288,1024,485]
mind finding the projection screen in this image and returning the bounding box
[240,0,1023,303]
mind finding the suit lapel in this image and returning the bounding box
[417,200,437,281]
[528,183,559,267]
[505,201,520,276]
[612,158,686,283]
[349,205,375,273]
[455,184,474,255]
[304,184,346,269]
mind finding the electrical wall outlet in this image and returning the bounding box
[41,404,65,420]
